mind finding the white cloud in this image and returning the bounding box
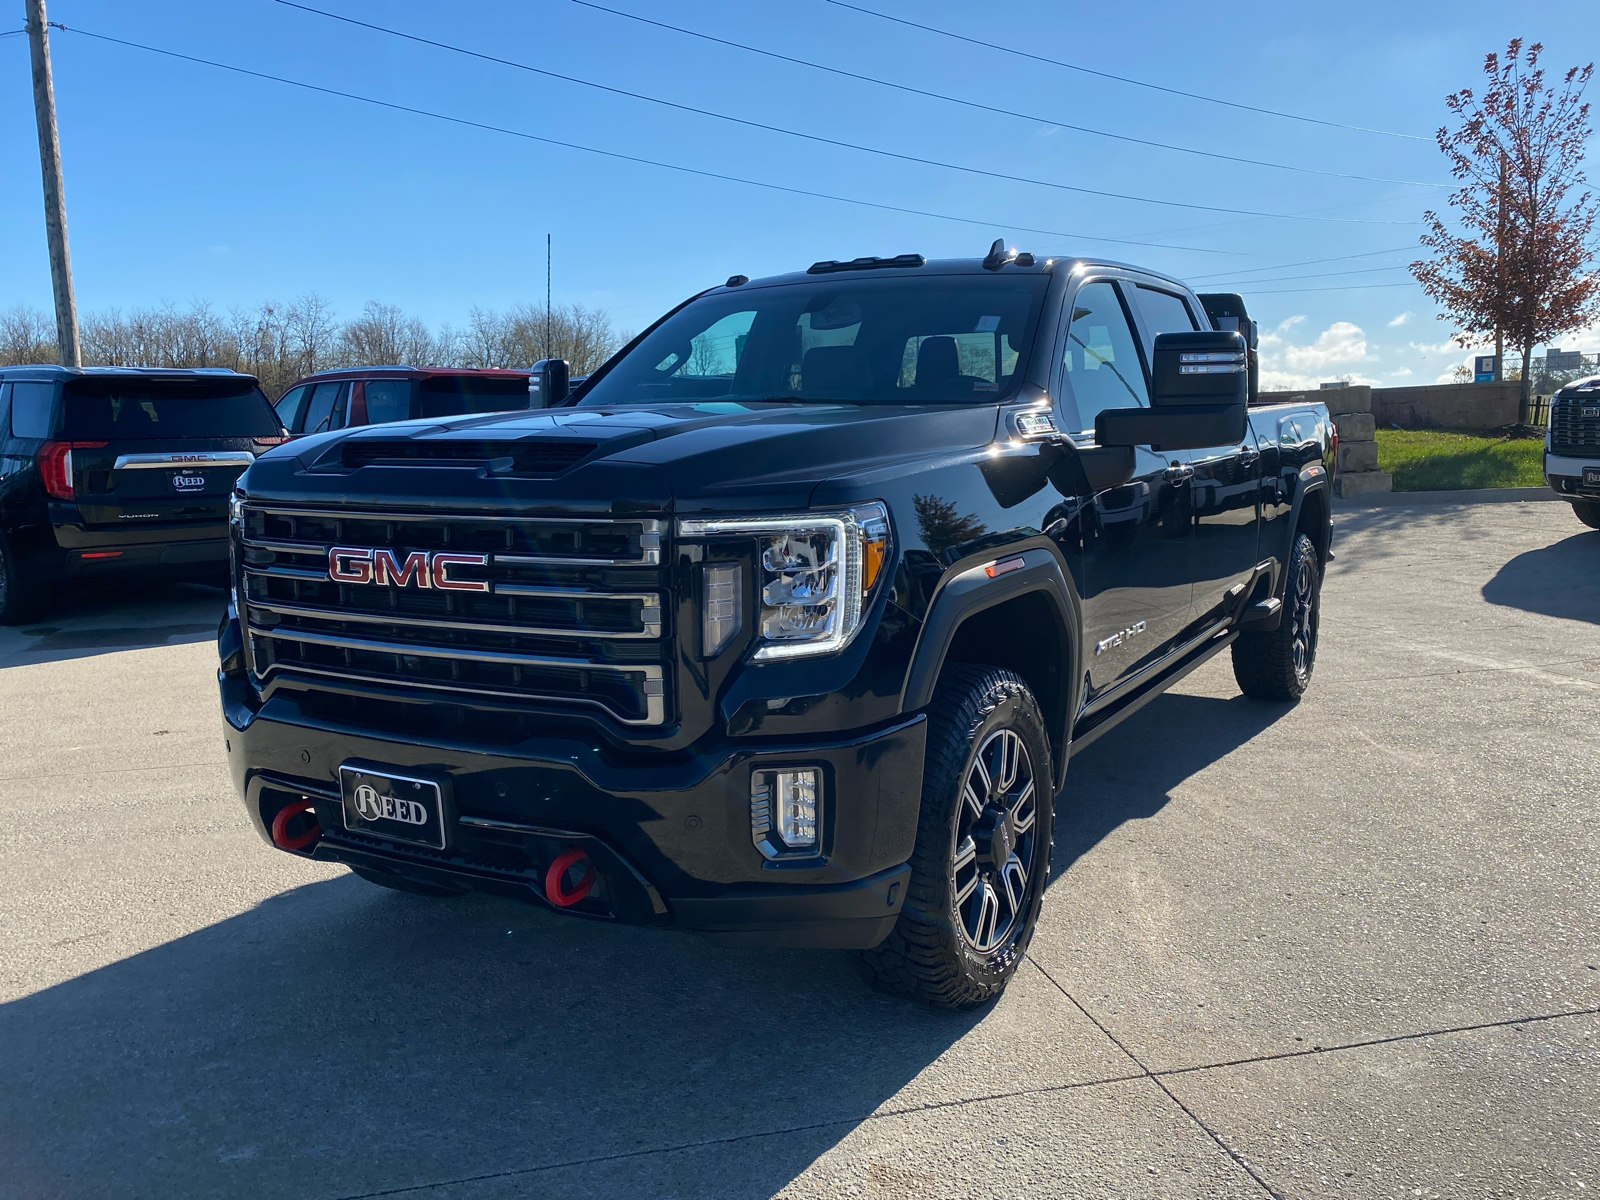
[1387,366,1414,378]
[1258,320,1375,389]
[1388,311,1413,327]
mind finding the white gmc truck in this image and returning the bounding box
[1546,375,1600,528]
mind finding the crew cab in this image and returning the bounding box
[272,367,536,437]
[1544,375,1600,528]
[0,366,286,623]
[220,246,1334,1008]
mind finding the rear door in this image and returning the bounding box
[63,375,285,529]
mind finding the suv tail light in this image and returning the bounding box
[37,441,106,500]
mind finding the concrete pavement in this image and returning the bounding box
[0,501,1596,1198]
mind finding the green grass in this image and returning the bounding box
[1374,429,1546,492]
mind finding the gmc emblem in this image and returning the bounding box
[327,547,490,592]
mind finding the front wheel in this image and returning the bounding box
[1232,531,1322,701]
[1572,501,1600,530]
[862,665,1055,1010]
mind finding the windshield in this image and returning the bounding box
[578,274,1050,406]
[63,376,281,439]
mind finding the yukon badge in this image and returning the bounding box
[327,547,491,592]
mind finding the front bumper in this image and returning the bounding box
[221,669,925,949]
[1546,451,1600,499]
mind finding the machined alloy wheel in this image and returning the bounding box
[952,728,1038,953]
[1232,531,1322,701]
[862,664,1055,1009]
[1288,546,1319,685]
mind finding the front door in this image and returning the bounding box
[1056,279,1195,700]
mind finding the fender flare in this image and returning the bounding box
[900,545,1083,778]
[1282,471,1333,587]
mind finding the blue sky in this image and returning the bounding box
[3,0,1597,386]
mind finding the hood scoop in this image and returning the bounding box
[338,439,599,476]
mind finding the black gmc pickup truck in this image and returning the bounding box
[220,246,1333,1008]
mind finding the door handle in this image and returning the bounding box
[1238,444,1260,467]
[1163,463,1194,484]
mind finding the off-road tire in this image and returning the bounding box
[1232,531,1321,701]
[0,535,45,626]
[862,665,1055,1010]
[1572,501,1600,530]
[351,865,465,898]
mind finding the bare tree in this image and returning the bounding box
[0,305,56,364]
[1,294,627,393]
[1411,39,1599,423]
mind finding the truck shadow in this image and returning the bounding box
[1050,689,1292,879]
[0,873,979,1199]
[0,693,1288,1200]
[1481,531,1600,625]
[0,580,224,668]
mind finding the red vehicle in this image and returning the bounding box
[272,367,536,437]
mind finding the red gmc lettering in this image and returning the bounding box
[328,546,373,584]
[373,549,430,588]
[431,553,491,592]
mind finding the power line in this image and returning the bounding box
[53,23,1280,259]
[823,0,1431,141]
[568,0,1445,189]
[1243,281,1418,295]
[1188,244,1419,281]
[1200,264,1412,286]
[271,0,1413,227]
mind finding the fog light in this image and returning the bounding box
[751,768,819,853]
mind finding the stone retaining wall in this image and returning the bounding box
[1259,381,1522,430]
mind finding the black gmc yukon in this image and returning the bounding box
[0,366,286,623]
[221,247,1333,1008]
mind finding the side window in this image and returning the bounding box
[301,382,347,435]
[1135,286,1199,345]
[363,381,411,425]
[0,384,11,438]
[9,381,58,439]
[1059,281,1149,435]
[274,385,309,433]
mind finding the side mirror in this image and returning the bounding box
[529,358,569,408]
[1095,331,1248,452]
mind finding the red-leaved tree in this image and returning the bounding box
[1411,40,1598,422]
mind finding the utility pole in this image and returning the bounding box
[25,0,81,368]
[545,233,551,363]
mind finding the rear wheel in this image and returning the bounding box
[1232,531,1322,701]
[1572,501,1600,530]
[0,536,45,626]
[350,865,465,898]
[862,665,1054,1010]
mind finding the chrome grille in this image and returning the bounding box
[239,504,668,726]
[1551,395,1600,457]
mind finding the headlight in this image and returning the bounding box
[679,502,891,660]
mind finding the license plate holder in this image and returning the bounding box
[170,471,208,493]
[340,764,448,850]
[1584,467,1600,488]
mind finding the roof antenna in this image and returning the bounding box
[983,238,1016,270]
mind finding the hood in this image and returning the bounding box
[244,401,1001,515]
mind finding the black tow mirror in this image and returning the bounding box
[529,358,569,408]
[1095,331,1247,452]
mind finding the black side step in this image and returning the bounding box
[1237,596,1283,631]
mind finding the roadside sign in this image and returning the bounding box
[1474,354,1496,383]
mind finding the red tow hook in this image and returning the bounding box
[544,847,597,908]
[271,798,322,852]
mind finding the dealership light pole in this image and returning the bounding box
[25,0,81,368]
